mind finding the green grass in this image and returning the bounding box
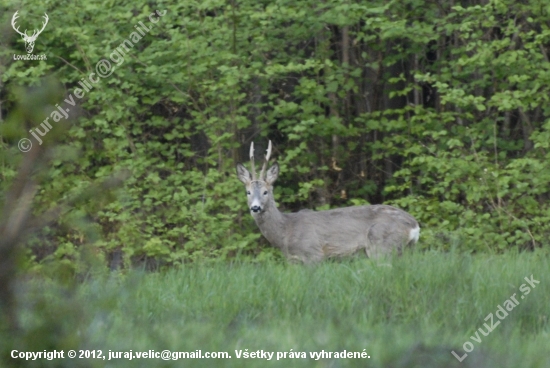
[6,250,550,367]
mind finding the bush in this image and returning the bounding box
[1,0,549,269]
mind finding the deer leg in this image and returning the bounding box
[365,223,404,259]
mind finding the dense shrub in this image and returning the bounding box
[1,0,549,269]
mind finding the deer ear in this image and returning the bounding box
[236,163,252,184]
[265,163,279,185]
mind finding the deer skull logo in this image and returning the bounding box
[11,11,49,54]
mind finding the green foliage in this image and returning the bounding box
[3,252,550,367]
[1,0,550,268]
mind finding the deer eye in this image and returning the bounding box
[263,191,268,195]
[246,191,251,195]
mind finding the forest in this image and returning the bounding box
[1,1,550,366]
[2,0,550,269]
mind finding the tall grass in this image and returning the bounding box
[8,250,550,367]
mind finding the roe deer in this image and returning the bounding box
[236,141,420,263]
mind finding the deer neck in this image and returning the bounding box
[251,197,286,249]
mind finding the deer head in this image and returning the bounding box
[236,140,279,214]
[11,11,49,54]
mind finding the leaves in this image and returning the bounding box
[1,0,550,268]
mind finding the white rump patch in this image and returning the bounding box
[409,225,420,243]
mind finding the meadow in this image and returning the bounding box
[3,1,550,367]
[8,250,550,368]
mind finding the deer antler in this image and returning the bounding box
[32,13,49,39]
[11,11,49,40]
[249,142,257,181]
[11,11,27,38]
[259,140,272,180]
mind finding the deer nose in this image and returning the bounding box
[250,205,261,213]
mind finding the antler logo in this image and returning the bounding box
[11,11,49,54]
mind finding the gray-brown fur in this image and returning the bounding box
[236,141,420,263]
